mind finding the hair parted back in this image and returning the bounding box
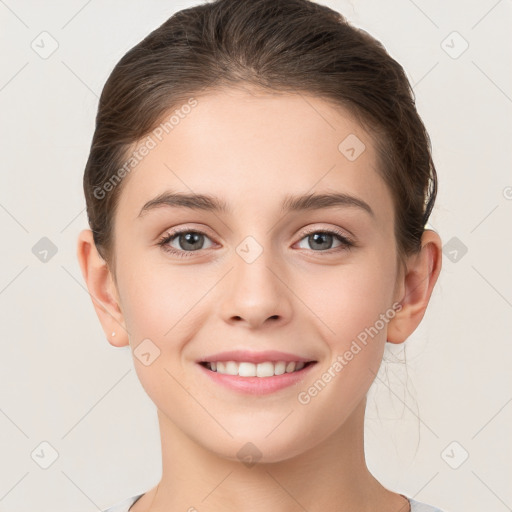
[83,0,437,278]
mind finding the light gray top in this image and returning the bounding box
[102,493,446,511]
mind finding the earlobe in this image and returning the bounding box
[76,229,129,347]
[387,229,442,344]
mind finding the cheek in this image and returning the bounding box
[117,262,206,342]
[298,257,396,348]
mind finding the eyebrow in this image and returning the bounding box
[137,190,375,219]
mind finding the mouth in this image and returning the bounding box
[196,356,318,395]
[199,360,317,377]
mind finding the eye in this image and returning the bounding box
[157,226,355,259]
[157,229,214,258]
[296,228,354,253]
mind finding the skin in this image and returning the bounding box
[77,86,442,512]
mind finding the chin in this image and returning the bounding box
[200,427,316,466]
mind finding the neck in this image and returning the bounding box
[140,398,403,512]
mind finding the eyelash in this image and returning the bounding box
[157,227,355,259]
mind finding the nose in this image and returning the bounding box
[219,246,293,330]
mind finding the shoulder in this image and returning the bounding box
[409,496,447,512]
[101,494,144,512]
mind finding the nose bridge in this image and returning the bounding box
[233,232,281,300]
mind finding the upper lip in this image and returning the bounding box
[197,350,316,364]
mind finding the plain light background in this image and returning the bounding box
[0,0,511,511]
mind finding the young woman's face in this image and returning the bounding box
[111,87,402,462]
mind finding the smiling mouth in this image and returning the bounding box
[199,360,317,377]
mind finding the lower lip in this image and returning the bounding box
[197,362,317,395]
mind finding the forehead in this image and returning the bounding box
[115,87,393,227]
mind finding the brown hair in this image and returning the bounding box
[83,0,437,280]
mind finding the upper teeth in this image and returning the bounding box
[207,361,306,377]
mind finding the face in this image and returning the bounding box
[111,87,401,462]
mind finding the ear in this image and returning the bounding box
[387,229,442,344]
[76,229,129,347]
